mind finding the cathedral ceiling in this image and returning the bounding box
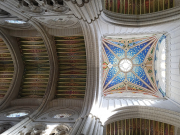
[17,37,50,98]
[55,36,86,99]
[12,36,86,99]
[102,35,164,98]
[104,0,174,14]
[0,38,14,99]
[106,118,174,135]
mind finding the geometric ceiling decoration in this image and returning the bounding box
[102,35,164,98]
[55,36,86,99]
[104,0,174,14]
[17,37,50,98]
[106,118,174,135]
[0,38,14,99]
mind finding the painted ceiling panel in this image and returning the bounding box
[104,0,174,14]
[106,43,125,59]
[106,72,125,89]
[103,44,119,65]
[104,66,119,87]
[0,38,14,98]
[127,72,149,89]
[102,36,162,98]
[127,41,150,59]
[132,66,152,87]
[132,44,152,64]
[17,37,50,98]
[106,118,174,135]
[55,36,86,99]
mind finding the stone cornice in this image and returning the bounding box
[104,106,180,128]
[102,6,180,27]
[64,0,102,23]
[0,28,24,110]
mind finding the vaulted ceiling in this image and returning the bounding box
[102,35,164,98]
[0,38,14,99]
[105,0,174,14]
[1,0,180,134]
[17,37,50,98]
[55,36,86,99]
[106,118,174,135]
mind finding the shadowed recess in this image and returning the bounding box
[55,36,86,99]
[17,37,50,98]
[0,38,14,98]
[106,118,174,135]
[104,0,174,15]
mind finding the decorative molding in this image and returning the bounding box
[46,99,84,110]
[7,29,40,37]
[104,106,180,128]
[102,35,162,98]
[22,124,47,135]
[64,0,89,7]
[48,110,74,118]
[54,124,72,134]
[101,6,180,26]
[12,0,69,15]
[69,20,102,134]
[10,98,43,107]
[102,0,175,15]
[35,107,80,123]
[64,0,102,23]
[105,118,175,135]
[33,15,81,29]
[0,28,24,110]
[45,27,83,36]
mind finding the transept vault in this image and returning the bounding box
[0,0,180,135]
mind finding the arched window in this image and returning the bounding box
[155,36,166,96]
[5,20,26,24]
[159,38,166,92]
[6,112,28,118]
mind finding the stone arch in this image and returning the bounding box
[0,28,24,110]
[104,106,180,129]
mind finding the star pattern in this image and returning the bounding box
[102,36,162,97]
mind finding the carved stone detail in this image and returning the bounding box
[54,124,71,135]
[17,0,69,14]
[64,0,89,7]
[25,124,47,135]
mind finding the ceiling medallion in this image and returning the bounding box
[102,35,165,98]
[119,59,132,72]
